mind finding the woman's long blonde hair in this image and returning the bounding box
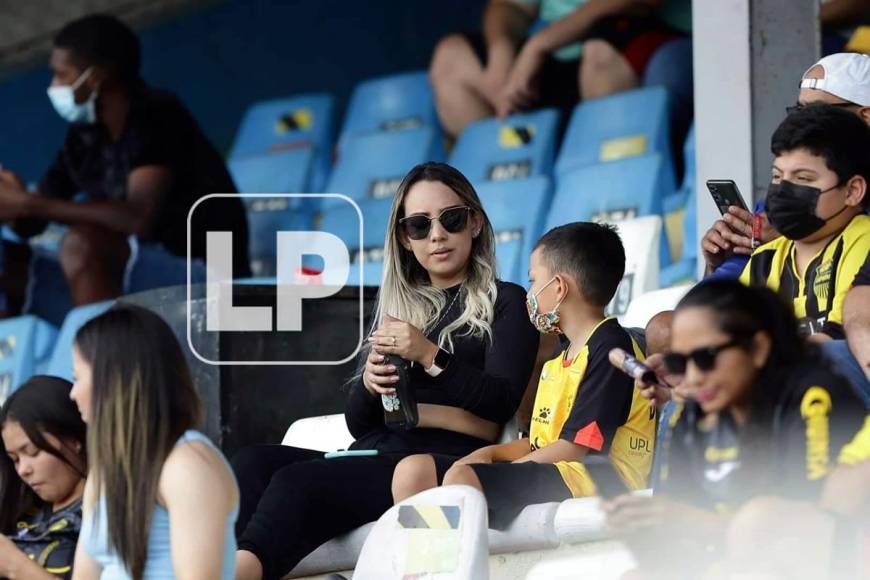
[75,305,201,580]
[369,162,499,354]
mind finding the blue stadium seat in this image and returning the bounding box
[347,260,384,287]
[229,94,335,192]
[230,147,321,276]
[229,147,315,194]
[318,197,391,286]
[324,128,440,207]
[450,109,560,183]
[46,300,114,381]
[661,125,698,286]
[0,316,58,403]
[475,177,552,284]
[545,154,676,267]
[124,238,208,292]
[338,71,442,157]
[555,86,674,180]
[246,195,319,277]
[494,236,523,286]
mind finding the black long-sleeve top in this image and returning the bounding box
[346,280,539,455]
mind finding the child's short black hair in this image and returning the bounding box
[534,222,625,307]
[773,104,870,208]
[54,14,141,87]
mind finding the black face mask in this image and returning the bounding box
[765,180,846,240]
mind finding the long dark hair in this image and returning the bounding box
[75,305,201,580]
[676,279,811,416]
[0,375,87,533]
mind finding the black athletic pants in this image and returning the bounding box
[232,432,486,579]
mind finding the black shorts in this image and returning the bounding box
[464,31,579,118]
[471,461,571,529]
[585,15,683,77]
[429,455,572,529]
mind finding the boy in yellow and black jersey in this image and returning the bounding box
[391,222,656,529]
[530,317,653,499]
[739,105,870,339]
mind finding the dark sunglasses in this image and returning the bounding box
[663,338,744,374]
[786,101,857,115]
[399,206,473,240]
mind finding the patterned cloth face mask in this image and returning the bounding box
[526,276,564,334]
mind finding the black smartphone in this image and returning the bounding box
[706,179,750,216]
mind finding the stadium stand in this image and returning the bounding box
[337,71,443,157]
[44,300,114,381]
[545,155,675,269]
[660,125,698,286]
[475,177,552,285]
[0,315,58,404]
[554,86,674,181]
[449,109,560,183]
[324,127,443,208]
[229,93,335,192]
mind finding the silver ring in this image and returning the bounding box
[391,336,397,346]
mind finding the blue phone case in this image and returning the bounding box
[323,449,379,459]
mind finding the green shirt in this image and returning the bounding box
[512,0,691,62]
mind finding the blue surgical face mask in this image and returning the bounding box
[47,67,97,124]
[526,276,564,334]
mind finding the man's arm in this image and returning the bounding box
[844,285,870,381]
[6,165,171,238]
[485,1,537,49]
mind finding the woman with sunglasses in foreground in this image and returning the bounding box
[233,163,539,580]
[605,280,867,580]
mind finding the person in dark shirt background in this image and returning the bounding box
[0,14,249,312]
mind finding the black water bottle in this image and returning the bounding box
[381,354,418,430]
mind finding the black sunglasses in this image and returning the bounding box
[786,102,857,115]
[399,206,473,240]
[663,338,744,375]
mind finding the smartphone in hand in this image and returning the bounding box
[706,180,750,216]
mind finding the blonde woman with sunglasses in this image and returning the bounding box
[232,162,539,580]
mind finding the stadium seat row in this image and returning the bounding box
[227,73,698,293]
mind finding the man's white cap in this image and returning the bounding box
[801,53,870,107]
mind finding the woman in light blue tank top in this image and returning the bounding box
[68,305,239,580]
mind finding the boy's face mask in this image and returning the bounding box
[526,276,564,334]
[765,179,847,240]
[47,67,97,124]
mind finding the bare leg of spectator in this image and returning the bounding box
[580,39,639,100]
[392,454,439,503]
[430,34,495,139]
[59,224,129,305]
[235,550,263,580]
[442,463,483,491]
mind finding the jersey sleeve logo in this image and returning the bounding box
[574,421,605,451]
[800,386,832,481]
